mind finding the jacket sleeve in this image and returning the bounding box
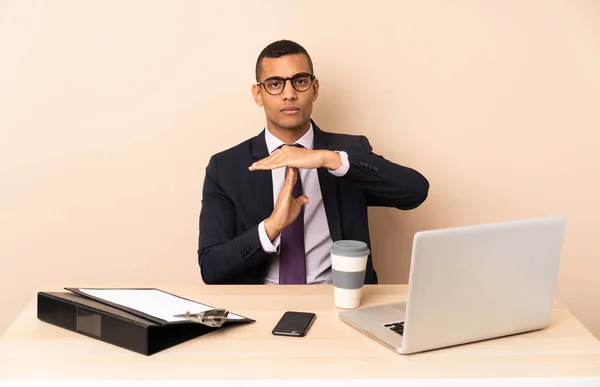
[339,136,429,210]
[197,156,271,284]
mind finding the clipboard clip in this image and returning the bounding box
[173,309,229,327]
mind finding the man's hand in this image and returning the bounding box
[264,167,309,240]
[249,145,342,171]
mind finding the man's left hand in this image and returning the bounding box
[249,145,342,171]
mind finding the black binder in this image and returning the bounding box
[37,288,254,356]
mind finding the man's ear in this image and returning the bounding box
[252,84,263,107]
[312,78,320,102]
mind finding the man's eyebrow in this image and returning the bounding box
[262,72,308,81]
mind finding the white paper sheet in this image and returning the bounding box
[77,288,244,322]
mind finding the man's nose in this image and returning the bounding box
[282,79,297,100]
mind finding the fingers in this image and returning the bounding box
[271,168,295,207]
[280,168,308,204]
[250,156,283,171]
[273,167,296,201]
[285,169,308,205]
[295,195,309,206]
[283,166,297,189]
[249,147,322,171]
[249,147,285,170]
[249,146,294,171]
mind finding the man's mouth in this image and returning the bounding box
[281,107,300,114]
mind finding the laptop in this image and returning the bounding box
[339,215,566,354]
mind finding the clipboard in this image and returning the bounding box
[64,287,255,326]
[37,287,255,355]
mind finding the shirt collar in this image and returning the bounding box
[264,123,314,154]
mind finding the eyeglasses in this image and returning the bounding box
[257,72,316,96]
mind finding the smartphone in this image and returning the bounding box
[272,311,316,337]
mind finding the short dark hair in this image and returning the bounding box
[255,40,314,82]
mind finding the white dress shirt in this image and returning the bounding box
[257,124,349,284]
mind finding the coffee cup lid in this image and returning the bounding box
[330,240,370,257]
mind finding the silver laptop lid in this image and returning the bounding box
[401,215,566,354]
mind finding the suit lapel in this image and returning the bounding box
[251,130,274,219]
[313,122,343,242]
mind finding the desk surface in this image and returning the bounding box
[0,284,599,382]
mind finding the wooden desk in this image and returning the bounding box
[0,285,599,385]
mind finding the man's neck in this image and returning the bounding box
[266,121,311,144]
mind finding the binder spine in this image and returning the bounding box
[37,293,150,355]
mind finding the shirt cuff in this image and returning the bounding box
[258,220,281,253]
[328,151,349,177]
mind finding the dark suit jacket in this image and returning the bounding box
[197,120,429,284]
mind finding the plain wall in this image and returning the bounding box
[1,0,599,338]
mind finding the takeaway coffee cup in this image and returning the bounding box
[330,240,370,309]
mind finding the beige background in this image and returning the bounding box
[1,0,599,339]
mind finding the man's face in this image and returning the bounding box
[252,54,319,131]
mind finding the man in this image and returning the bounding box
[198,40,429,285]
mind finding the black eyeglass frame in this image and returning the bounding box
[257,72,316,95]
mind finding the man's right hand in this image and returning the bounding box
[264,167,309,240]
